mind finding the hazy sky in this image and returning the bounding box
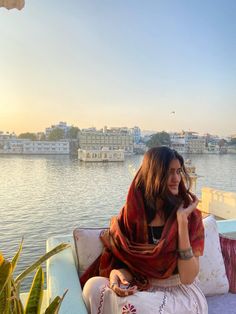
[0,0,235,136]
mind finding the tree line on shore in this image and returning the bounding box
[18,127,79,141]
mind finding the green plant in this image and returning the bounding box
[0,239,70,313]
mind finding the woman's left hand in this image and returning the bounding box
[176,193,199,225]
[109,269,137,297]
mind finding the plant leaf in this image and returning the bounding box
[44,289,68,314]
[11,277,20,300]
[15,243,70,286]
[0,276,11,314]
[0,259,12,295]
[17,298,24,314]
[24,267,44,314]
[11,278,24,314]
[11,237,24,274]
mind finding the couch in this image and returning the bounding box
[46,216,236,314]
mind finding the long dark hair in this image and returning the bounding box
[135,146,191,223]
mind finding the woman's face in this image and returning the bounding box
[167,159,182,195]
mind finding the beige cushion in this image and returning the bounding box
[198,215,229,296]
[73,228,105,277]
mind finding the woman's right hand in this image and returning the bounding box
[109,269,137,297]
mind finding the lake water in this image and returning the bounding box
[0,153,235,289]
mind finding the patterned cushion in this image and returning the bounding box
[219,234,236,293]
[198,215,229,296]
[73,228,105,277]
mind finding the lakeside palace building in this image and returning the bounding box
[78,127,134,155]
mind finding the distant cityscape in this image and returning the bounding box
[0,121,236,158]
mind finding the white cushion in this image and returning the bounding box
[198,215,229,296]
[73,228,105,277]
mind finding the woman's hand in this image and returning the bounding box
[176,193,199,226]
[109,269,137,297]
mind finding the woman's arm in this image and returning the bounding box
[177,221,199,284]
[177,195,200,285]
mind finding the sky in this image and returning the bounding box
[0,0,235,136]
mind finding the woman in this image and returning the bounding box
[82,146,207,313]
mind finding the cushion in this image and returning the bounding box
[219,234,236,293]
[198,215,229,296]
[73,228,105,277]
[207,293,236,314]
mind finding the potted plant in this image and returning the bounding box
[0,239,70,313]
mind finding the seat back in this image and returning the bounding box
[73,227,106,277]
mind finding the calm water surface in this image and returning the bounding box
[0,153,235,289]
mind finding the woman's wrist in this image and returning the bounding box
[177,214,188,226]
[177,219,189,234]
[177,219,191,251]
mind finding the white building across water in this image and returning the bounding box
[170,131,206,154]
[0,139,70,155]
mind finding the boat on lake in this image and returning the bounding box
[78,147,125,162]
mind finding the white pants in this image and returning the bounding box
[82,275,208,314]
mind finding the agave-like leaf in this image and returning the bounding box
[24,266,44,314]
[16,298,24,314]
[44,289,68,314]
[15,243,70,286]
[0,259,12,295]
[0,256,12,313]
[0,287,6,314]
[0,276,11,314]
[11,278,24,314]
[11,276,20,300]
[9,293,17,314]
[11,237,24,274]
